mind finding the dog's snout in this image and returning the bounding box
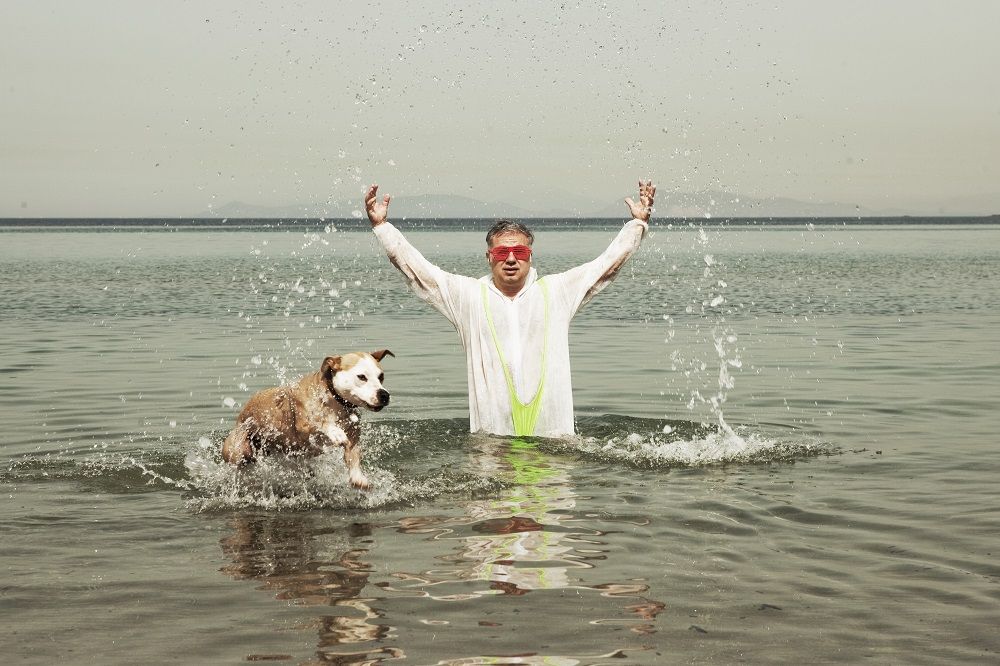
[377,389,390,405]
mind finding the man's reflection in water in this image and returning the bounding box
[393,437,666,638]
[219,515,404,664]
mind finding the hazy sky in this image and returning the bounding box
[3,0,998,217]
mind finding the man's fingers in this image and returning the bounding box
[638,179,656,204]
[383,195,391,207]
[625,179,655,219]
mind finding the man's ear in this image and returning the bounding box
[370,349,394,362]
[321,356,342,378]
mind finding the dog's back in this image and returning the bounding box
[232,387,301,455]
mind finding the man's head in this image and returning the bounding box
[486,220,534,297]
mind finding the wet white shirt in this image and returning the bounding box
[373,219,648,437]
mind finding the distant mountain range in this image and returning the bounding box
[202,191,996,219]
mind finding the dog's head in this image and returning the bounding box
[321,350,393,411]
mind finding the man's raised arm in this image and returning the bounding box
[550,178,656,313]
[363,183,469,323]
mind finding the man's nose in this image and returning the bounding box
[504,251,517,263]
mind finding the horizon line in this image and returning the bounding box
[2,214,999,226]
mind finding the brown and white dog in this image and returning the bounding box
[221,350,393,490]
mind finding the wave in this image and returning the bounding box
[3,416,832,511]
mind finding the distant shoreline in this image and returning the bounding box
[1,215,998,230]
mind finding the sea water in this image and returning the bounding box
[2,222,999,664]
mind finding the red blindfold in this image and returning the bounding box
[488,244,532,262]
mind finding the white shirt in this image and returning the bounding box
[374,219,648,437]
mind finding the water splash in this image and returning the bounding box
[571,418,827,469]
[666,222,747,437]
[182,433,505,513]
[710,326,742,438]
[4,416,830,514]
[234,229,370,392]
[94,453,198,490]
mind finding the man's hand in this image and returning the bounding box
[365,183,391,227]
[624,179,656,222]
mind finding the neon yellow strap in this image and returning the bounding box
[481,279,549,437]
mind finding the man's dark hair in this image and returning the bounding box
[486,219,535,247]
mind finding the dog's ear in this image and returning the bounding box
[370,349,394,362]
[321,356,343,378]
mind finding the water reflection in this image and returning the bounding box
[386,437,665,659]
[217,438,664,663]
[396,440,583,596]
[220,515,403,664]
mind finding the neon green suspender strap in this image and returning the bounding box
[480,278,549,437]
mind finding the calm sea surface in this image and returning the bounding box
[2,222,999,664]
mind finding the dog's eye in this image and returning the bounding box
[378,373,384,382]
[357,374,367,382]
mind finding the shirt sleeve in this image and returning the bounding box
[372,222,474,325]
[547,218,648,316]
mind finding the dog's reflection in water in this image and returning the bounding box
[219,515,402,664]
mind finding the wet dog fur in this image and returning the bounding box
[221,350,393,490]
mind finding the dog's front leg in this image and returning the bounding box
[343,441,371,491]
[321,422,370,490]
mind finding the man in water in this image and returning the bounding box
[365,179,655,438]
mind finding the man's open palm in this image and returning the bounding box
[365,184,391,227]
[625,180,656,222]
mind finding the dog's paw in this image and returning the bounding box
[349,472,372,491]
